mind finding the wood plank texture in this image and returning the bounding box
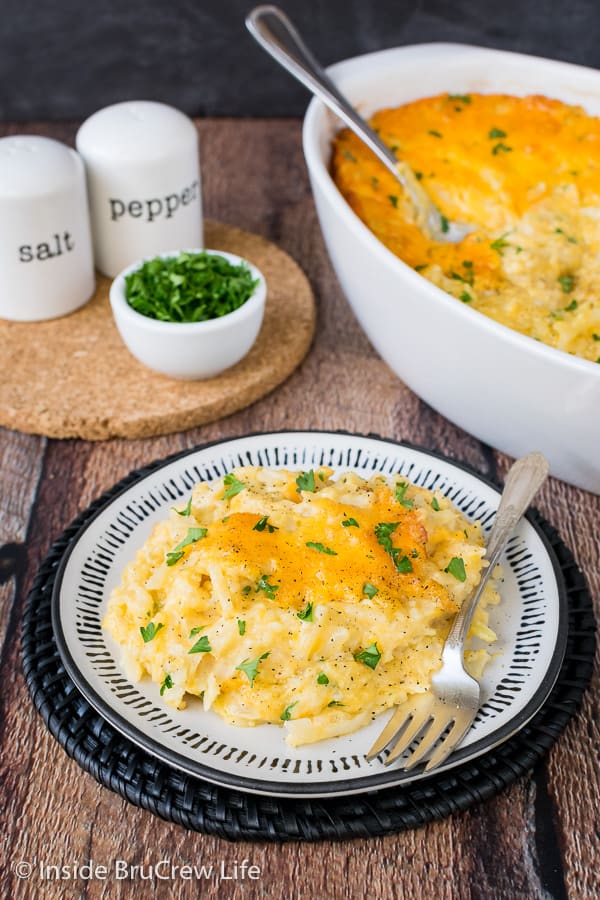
[0,118,598,900]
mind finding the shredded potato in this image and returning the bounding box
[103,467,500,747]
[332,93,600,363]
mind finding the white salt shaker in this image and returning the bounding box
[76,101,203,277]
[0,136,95,321]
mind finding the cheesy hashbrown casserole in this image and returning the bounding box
[103,467,500,747]
[331,93,600,363]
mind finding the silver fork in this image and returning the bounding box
[366,451,550,773]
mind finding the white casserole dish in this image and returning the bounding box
[302,43,600,494]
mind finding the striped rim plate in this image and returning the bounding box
[51,432,567,798]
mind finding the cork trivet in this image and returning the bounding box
[0,221,316,440]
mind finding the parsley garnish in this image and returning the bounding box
[374,521,398,552]
[236,652,270,687]
[450,262,474,286]
[189,626,205,637]
[306,541,337,556]
[280,701,298,721]
[342,517,359,528]
[429,130,443,138]
[160,674,173,696]
[253,515,278,533]
[593,334,600,341]
[189,634,212,654]
[488,127,507,139]
[166,551,185,566]
[238,619,246,636]
[431,497,441,511]
[222,473,246,499]
[374,522,413,573]
[363,582,378,599]
[166,526,207,566]
[449,93,471,103]
[440,215,450,233]
[317,673,329,685]
[564,299,578,312]
[388,195,399,208]
[343,149,357,162]
[140,621,164,643]
[460,291,472,303]
[558,274,575,293]
[174,497,192,516]
[297,602,314,622]
[555,228,578,243]
[394,481,414,509]
[241,585,252,595]
[256,575,279,600]
[415,171,423,180]
[124,251,258,323]
[490,233,511,255]
[296,470,316,493]
[445,556,467,582]
[328,700,344,707]
[354,643,382,670]
[492,142,512,155]
[182,527,207,544]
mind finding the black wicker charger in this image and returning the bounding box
[22,450,595,842]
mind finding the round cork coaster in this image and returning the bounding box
[0,221,316,440]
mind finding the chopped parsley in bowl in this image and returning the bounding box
[109,249,267,380]
[124,251,259,323]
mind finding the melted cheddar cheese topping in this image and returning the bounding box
[103,466,500,746]
[331,93,600,362]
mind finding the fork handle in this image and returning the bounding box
[442,452,549,658]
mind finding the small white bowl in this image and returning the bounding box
[109,249,266,380]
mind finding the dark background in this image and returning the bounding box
[1,0,599,121]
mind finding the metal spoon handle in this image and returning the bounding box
[246,5,399,176]
[443,452,549,654]
[246,5,469,242]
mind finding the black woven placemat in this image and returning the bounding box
[21,459,595,842]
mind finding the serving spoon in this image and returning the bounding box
[246,5,472,243]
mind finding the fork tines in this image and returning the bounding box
[366,696,475,772]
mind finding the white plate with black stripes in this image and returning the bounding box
[51,432,568,798]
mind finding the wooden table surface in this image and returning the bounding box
[1,119,598,900]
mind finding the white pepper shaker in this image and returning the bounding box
[0,136,95,321]
[76,101,203,278]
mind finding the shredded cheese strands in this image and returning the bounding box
[332,92,600,363]
[197,491,451,615]
[103,466,500,747]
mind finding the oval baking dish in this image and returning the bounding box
[303,43,600,493]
